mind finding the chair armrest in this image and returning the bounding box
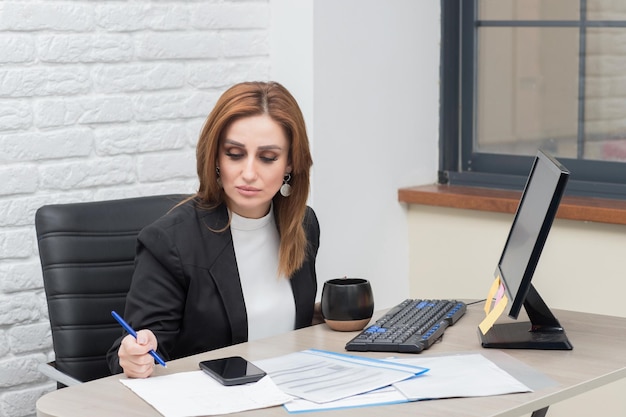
[38,362,82,387]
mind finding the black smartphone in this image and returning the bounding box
[199,356,266,386]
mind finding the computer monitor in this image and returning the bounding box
[479,150,573,350]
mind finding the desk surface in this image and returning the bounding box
[37,303,626,417]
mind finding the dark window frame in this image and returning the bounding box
[440,0,626,200]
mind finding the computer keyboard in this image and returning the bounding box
[345,299,467,353]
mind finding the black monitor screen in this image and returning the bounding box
[480,150,573,350]
[498,150,569,319]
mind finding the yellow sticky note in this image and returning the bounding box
[483,276,501,315]
[479,293,508,335]
[479,276,509,335]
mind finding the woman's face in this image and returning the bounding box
[218,114,291,219]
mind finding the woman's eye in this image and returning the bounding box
[260,155,278,163]
[226,151,244,160]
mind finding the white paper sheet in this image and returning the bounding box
[284,385,409,413]
[254,349,427,403]
[391,353,532,400]
[120,371,292,417]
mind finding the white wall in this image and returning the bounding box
[309,0,440,309]
[269,0,314,151]
[409,206,626,318]
[271,1,441,308]
[0,2,271,416]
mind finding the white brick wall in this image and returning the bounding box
[0,1,270,416]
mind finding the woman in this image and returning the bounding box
[106,81,319,378]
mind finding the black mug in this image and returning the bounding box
[321,278,374,331]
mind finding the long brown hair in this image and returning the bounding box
[195,81,313,277]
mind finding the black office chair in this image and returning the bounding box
[35,194,187,387]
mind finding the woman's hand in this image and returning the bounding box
[118,329,159,378]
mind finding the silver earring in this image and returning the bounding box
[280,173,292,197]
[216,167,222,187]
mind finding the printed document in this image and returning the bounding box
[282,351,541,413]
[254,349,428,403]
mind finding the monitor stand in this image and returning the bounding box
[479,284,573,350]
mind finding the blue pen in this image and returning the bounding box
[111,311,167,368]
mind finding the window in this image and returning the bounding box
[440,0,626,199]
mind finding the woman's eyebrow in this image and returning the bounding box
[223,139,283,151]
[258,144,283,151]
[223,139,244,147]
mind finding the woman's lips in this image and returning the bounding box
[236,185,261,196]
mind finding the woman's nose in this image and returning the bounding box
[241,157,258,181]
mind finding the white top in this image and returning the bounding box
[230,208,296,341]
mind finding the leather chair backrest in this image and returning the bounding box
[35,194,186,382]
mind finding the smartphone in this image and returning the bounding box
[199,356,266,386]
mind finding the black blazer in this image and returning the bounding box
[106,201,320,374]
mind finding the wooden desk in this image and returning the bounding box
[36,303,626,417]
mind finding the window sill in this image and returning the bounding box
[398,184,626,226]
